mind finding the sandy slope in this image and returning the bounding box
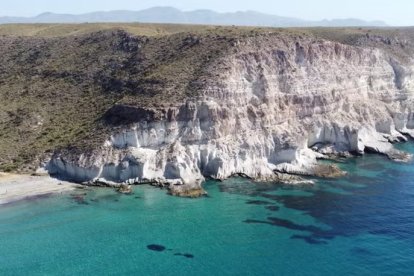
[0,173,82,205]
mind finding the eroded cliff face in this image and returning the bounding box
[47,35,414,195]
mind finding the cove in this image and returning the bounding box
[1,143,414,275]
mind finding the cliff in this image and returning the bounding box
[1,25,413,196]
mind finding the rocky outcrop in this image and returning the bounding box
[46,35,414,195]
[117,184,133,194]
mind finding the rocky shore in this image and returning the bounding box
[1,26,414,196]
[46,33,414,195]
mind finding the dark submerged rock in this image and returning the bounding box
[117,184,133,194]
[147,244,166,252]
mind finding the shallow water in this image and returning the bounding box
[1,143,414,275]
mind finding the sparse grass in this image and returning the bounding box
[0,23,251,37]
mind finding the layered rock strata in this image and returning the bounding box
[47,36,414,195]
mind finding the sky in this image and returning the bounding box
[0,0,412,26]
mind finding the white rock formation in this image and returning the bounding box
[47,37,414,194]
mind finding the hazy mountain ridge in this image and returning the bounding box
[0,7,387,27]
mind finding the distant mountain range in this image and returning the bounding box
[0,7,387,27]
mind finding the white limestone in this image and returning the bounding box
[47,37,414,193]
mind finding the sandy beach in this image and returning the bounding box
[0,173,82,205]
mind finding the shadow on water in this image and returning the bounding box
[70,188,137,205]
[265,205,280,211]
[220,154,414,244]
[147,244,166,252]
[174,253,195,259]
[357,162,385,172]
[71,193,89,205]
[147,244,195,259]
[246,200,272,205]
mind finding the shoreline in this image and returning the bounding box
[0,173,82,205]
[1,142,412,205]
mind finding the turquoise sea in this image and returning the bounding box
[1,143,414,275]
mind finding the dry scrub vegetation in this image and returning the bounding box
[0,23,413,172]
